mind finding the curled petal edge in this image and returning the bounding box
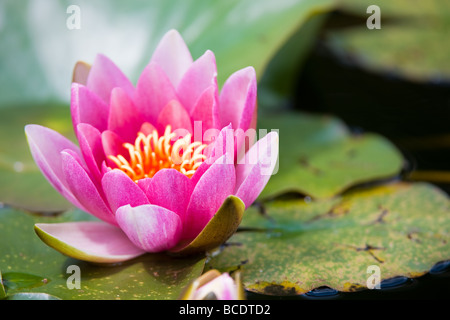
[169,195,245,256]
[34,222,145,264]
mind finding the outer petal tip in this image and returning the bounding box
[218,66,257,131]
[34,222,145,263]
[151,29,193,88]
[25,124,86,210]
[72,61,92,85]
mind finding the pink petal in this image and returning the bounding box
[177,50,218,114]
[204,123,234,165]
[235,132,279,208]
[61,151,116,225]
[25,124,86,210]
[35,221,145,263]
[108,87,142,142]
[184,153,236,240]
[218,67,257,131]
[116,204,182,252]
[188,159,212,189]
[190,86,218,137]
[102,169,150,213]
[71,83,109,133]
[76,123,105,183]
[139,122,157,135]
[156,100,193,134]
[239,103,258,158]
[101,130,128,168]
[151,29,193,88]
[101,161,112,176]
[134,62,178,126]
[189,124,232,186]
[86,54,134,104]
[138,169,193,224]
[233,126,257,163]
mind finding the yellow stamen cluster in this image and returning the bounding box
[108,125,207,181]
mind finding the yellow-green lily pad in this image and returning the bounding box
[207,182,450,295]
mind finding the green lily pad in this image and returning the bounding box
[0,207,205,300]
[258,111,404,199]
[207,182,450,295]
[326,0,450,82]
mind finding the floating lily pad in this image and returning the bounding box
[258,111,404,199]
[0,208,205,300]
[1,272,48,291]
[207,182,450,295]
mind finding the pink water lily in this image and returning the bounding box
[180,269,245,300]
[26,30,278,263]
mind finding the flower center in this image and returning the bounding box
[107,125,207,181]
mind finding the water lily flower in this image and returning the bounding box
[180,269,245,300]
[26,29,278,263]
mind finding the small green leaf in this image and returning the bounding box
[207,182,450,295]
[2,272,48,291]
[170,195,245,256]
